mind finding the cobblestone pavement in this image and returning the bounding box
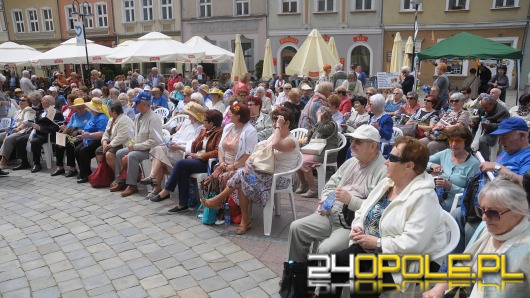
[0,169,316,297]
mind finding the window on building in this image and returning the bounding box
[354,0,373,10]
[82,4,94,28]
[65,6,75,30]
[123,0,135,22]
[235,0,249,16]
[281,47,297,74]
[351,45,371,77]
[199,0,212,18]
[447,0,468,10]
[142,0,153,21]
[401,0,422,11]
[494,0,517,7]
[41,8,54,31]
[161,0,173,19]
[282,0,298,13]
[96,3,108,27]
[317,0,334,11]
[12,10,25,33]
[27,9,39,32]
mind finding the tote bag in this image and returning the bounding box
[88,161,114,188]
[250,141,275,174]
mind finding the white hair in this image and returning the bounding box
[401,66,411,73]
[31,75,37,80]
[91,88,102,97]
[370,94,386,110]
[126,89,135,97]
[22,70,30,77]
[171,68,177,73]
[479,178,529,217]
[334,63,343,71]
[118,93,128,101]
[0,73,5,83]
[109,88,120,96]
[190,92,204,105]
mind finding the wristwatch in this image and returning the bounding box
[494,163,502,174]
[376,238,382,252]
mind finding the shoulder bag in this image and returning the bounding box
[250,140,275,174]
[301,123,337,155]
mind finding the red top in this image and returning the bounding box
[338,96,352,115]
[61,105,76,124]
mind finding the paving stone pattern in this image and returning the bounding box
[0,171,289,297]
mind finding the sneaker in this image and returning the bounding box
[295,183,309,194]
[215,219,225,225]
[301,189,319,198]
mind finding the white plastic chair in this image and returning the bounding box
[315,133,347,197]
[167,101,175,112]
[154,107,170,119]
[250,151,304,236]
[162,129,171,141]
[451,193,463,213]
[0,118,11,130]
[163,114,188,130]
[290,128,308,141]
[27,133,53,169]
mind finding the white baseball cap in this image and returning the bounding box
[143,85,151,91]
[300,84,312,91]
[344,125,381,143]
[48,86,57,92]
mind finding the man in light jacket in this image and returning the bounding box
[111,92,162,197]
[287,125,387,262]
[20,70,36,96]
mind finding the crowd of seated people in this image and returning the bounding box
[1,65,528,296]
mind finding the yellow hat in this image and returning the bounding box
[183,102,205,122]
[183,86,192,95]
[208,88,224,97]
[199,84,210,93]
[84,97,109,117]
[71,98,86,107]
[151,87,161,93]
[14,88,23,93]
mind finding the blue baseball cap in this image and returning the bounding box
[490,117,529,135]
[132,91,152,103]
[106,80,115,85]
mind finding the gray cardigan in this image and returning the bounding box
[306,121,340,162]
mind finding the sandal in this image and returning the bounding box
[235,222,252,235]
[140,176,157,186]
[145,189,160,200]
[200,197,223,209]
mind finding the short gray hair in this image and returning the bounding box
[91,88,102,97]
[480,94,496,105]
[23,70,30,77]
[316,81,334,95]
[109,88,120,96]
[369,94,386,110]
[43,95,55,105]
[479,177,529,217]
[401,66,411,73]
[450,92,466,103]
[190,92,204,105]
[317,106,333,121]
[118,93,128,101]
[334,63,343,71]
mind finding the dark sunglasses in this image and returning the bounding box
[407,97,415,100]
[449,100,460,103]
[366,93,374,96]
[474,206,511,221]
[388,153,406,163]
[19,99,27,102]
[424,100,433,103]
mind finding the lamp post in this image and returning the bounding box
[70,0,92,86]
[411,0,423,91]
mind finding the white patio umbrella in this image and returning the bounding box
[30,38,113,65]
[0,42,42,67]
[231,34,248,82]
[390,32,403,72]
[261,39,274,81]
[184,36,234,63]
[286,29,339,78]
[328,37,339,62]
[106,32,204,64]
[403,36,414,70]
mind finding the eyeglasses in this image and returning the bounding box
[350,138,369,146]
[449,100,460,103]
[393,93,400,95]
[366,93,374,96]
[424,100,433,103]
[388,153,407,163]
[448,138,465,144]
[284,88,292,90]
[19,99,27,102]
[407,97,415,100]
[474,206,511,221]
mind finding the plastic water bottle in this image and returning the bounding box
[248,161,257,186]
[435,176,445,201]
[433,129,440,137]
[321,193,336,211]
[481,116,487,123]
[224,202,231,225]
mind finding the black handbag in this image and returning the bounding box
[280,261,309,298]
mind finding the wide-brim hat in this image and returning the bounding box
[208,88,224,97]
[183,102,205,122]
[85,97,109,117]
[71,98,86,107]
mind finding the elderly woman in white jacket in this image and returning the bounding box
[319,136,447,298]
[97,101,133,174]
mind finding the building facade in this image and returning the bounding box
[111,0,182,75]
[268,0,384,78]
[383,0,529,90]
[180,0,267,78]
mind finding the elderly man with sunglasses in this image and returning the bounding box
[286,125,386,263]
[451,117,530,253]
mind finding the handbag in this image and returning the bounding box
[399,122,419,137]
[427,129,448,141]
[88,161,114,188]
[301,123,337,155]
[250,141,275,174]
[197,177,220,225]
[279,261,309,298]
[228,195,241,224]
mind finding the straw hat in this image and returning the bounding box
[151,87,161,93]
[199,84,209,93]
[183,102,205,122]
[183,86,193,95]
[71,98,86,107]
[208,88,224,97]
[85,97,109,117]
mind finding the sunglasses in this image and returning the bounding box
[474,206,511,221]
[449,100,460,103]
[388,153,407,163]
[19,99,27,102]
[424,100,433,103]
[366,93,374,96]
[350,138,369,146]
[407,97,415,100]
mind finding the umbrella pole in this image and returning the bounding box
[517,59,520,104]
